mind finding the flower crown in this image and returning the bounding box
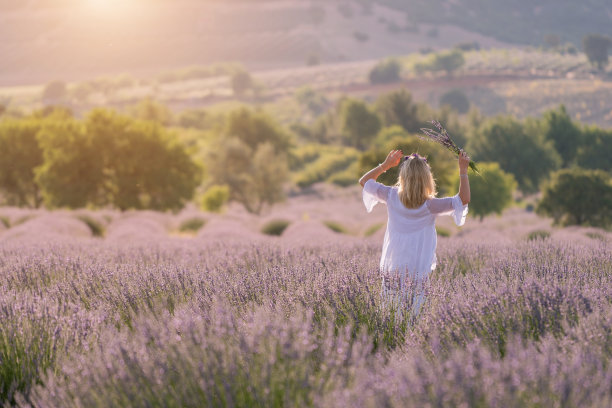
[402,153,428,164]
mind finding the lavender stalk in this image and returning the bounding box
[419,120,480,174]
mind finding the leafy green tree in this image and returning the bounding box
[439,89,470,114]
[42,80,67,104]
[456,162,516,221]
[576,126,612,172]
[340,99,382,150]
[537,168,612,227]
[231,70,253,97]
[0,119,44,207]
[369,58,402,84]
[201,185,230,213]
[37,109,202,210]
[467,115,561,194]
[375,89,420,133]
[226,107,293,154]
[582,34,612,70]
[87,109,202,211]
[295,87,328,116]
[207,138,288,214]
[539,105,583,166]
[435,50,465,75]
[128,98,173,126]
[359,130,456,195]
[35,119,104,208]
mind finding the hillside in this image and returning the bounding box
[379,0,612,45]
[0,0,511,85]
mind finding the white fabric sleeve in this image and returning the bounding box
[362,179,391,213]
[426,194,468,226]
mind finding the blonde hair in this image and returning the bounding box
[396,155,437,208]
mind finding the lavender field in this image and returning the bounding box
[1,191,611,407]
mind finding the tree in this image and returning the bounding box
[231,69,253,97]
[0,119,44,207]
[434,50,465,75]
[439,89,470,114]
[37,109,202,211]
[467,116,560,194]
[369,58,402,84]
[582,34,612,70]
[87,109,202,211]
[340,99,382,150]
[537,168,612,227]
[42,80,67,104]
[35,119,104,208]
[128,98,173,126]
[457,162,516,221]
[538,105,583,167]
[375,89,420,133]
[225,107,293,154]
[206,137,288,214]
[359,130,456,195]
[576,126,612,172]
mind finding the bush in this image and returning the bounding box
[261,219,291,236]
[436,227,451,237]
[231,70,253,97]
[457,162,517,221]
[369,58,402,84]
[179,217,207,233]
[0,119,44,208]
[201,185,230,213]
[42,81,67,103]
[76,215,105,237]
[364,223,384,237]
[0,216,9,228]
[340,99,382,150]
[537,168,612,227]
[439,89,470,114]
[323,221,349,234]
[467,115,560,194]
[527,230,551,241]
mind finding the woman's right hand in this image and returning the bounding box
[382,150,403,170]
[458,150,470,173]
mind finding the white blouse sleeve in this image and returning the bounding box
[426,194,469,226]
[362,179,392,213]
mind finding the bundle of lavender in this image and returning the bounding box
[419,120,480,174]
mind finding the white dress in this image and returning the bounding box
[363,179,468,316]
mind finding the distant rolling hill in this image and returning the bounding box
[0,0,512,86]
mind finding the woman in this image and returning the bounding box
[359,149,471,318]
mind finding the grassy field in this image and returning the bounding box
[1,184,611,406]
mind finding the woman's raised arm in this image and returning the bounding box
[359,150,403,187]
[458,150,471,205]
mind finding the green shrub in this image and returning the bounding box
[324,221,349,234]
[76,215,105,237]
[364,223,384,237]
[527,230,551,241]
[585,231,606,241]
[179,217,206,233]
[369,58,402,84]
[261,219,291,236]
[13,215,35,226]
[0,216,9,228]
[436,227,451,237]
[201,185,230,213]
